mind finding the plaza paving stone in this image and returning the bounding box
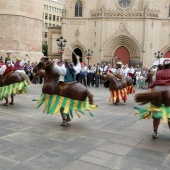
[0,84,170,170]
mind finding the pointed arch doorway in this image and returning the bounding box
[72,48,82,65]
[164,51,170,58]
[114,46,130,65]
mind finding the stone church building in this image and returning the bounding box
[49,0,170,67]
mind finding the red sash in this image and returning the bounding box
[128,73,134,77]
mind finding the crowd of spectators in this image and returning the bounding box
[73,62,156,89]
[0,55,156,88]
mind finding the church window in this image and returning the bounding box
[118,0,132,8]
[75,0,82,17]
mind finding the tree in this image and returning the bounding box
[42,44,48,56]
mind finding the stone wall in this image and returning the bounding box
[0,0,43,62]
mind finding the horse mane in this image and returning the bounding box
[135,91,162,105]
[107,73,115,80]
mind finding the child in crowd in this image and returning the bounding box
[139,75,144,88]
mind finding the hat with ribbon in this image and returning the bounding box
[16,58,21,61]
[116,61,122,65]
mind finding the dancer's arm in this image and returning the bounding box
[54,59,66,75]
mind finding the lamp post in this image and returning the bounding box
[154,51,163,65]
[56,36,67,60]
[85,49,93,65]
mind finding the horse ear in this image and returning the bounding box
[42,56,49,60]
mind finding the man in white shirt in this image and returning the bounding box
[128,65,135,78]
[53,55,81,82]
[122,64,130,77]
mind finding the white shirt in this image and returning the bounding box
[20,60,25,66]
[135,71,141,80]
[123,67,130,76]
[129,68,135,74]
[54,62,81,76]
[0,65,6,75]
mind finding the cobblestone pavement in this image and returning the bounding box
[0,84,170,170]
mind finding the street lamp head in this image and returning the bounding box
[56,38,60,42]
[60,36,63,40]
[63,39,67,45]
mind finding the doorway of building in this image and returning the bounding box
[114,46,130,65]
[164,51,170,58]
[72,48,82,65]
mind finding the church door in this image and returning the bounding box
[164,51,170,58]
[114,46,130,65]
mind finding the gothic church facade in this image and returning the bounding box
[49,0,170,67]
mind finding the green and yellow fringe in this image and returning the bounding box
[35,93,98,118]
[0,80,29,101]
[134,103,170,123]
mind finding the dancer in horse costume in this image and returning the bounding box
[54,56,81,125]
[0,57,29,105]
[135,59,170,138]
[33,56,97,126]
[108,61,134,104]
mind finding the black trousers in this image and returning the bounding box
[79,74,87,87]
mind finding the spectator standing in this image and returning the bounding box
[87,66,94,86]
[79,63,88,87]
[135,68,142,88]
[94,63,100,87]
[145,69,153,88]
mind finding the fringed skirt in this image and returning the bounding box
[0,80,29,101]
[35,93,98,118]
[109,85,134,103]
[134,103,170,123]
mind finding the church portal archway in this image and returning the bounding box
[104,35,141,66]
[72,48,82,64]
